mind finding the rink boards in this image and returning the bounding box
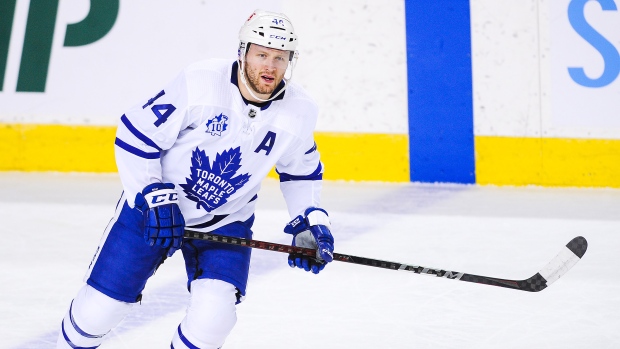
[1,0,619,187]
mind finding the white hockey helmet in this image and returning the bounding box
[238,10,298,55]
[237,9,299,102]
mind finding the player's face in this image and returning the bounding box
[243,44,289,95]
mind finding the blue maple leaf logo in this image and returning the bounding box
[180,147,251,212]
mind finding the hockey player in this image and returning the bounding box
[57,9,334,349]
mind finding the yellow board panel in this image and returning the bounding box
[318,132,410,182]
[0,124,410,182]
[475,136,620,188]
[266,132,410,182]
[0,123,117,172]
[6,124,620,187]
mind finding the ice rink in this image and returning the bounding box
[2,172,619,349]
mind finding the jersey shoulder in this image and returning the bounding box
[283,80,317,107]
[280,81,318,119]
[185,58,231,75]
[271,81,319,138]
[182,59,233,104]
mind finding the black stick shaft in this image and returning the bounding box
[184,231,585,292]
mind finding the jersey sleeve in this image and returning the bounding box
[114,70,192,207]
[276,100,324,218]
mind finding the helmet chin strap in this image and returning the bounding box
[238,51,297,103]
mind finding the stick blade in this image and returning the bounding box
[566,235,588,258]
[526,236,588,292]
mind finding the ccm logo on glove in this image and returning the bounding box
[135,183,185,256]
[144,189,178,207]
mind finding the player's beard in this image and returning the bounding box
[244,63,285,96]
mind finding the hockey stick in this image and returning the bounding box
[184,230,587,292]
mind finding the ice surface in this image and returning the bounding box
[1,173,619,348]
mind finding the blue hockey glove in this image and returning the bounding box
[134,183,185,256]
[284,207,334,274]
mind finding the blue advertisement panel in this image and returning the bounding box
[405,0,475,184]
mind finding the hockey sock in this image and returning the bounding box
[170,279,237,349]
[57,285,133,348]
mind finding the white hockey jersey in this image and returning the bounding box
[114,59,323,231]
